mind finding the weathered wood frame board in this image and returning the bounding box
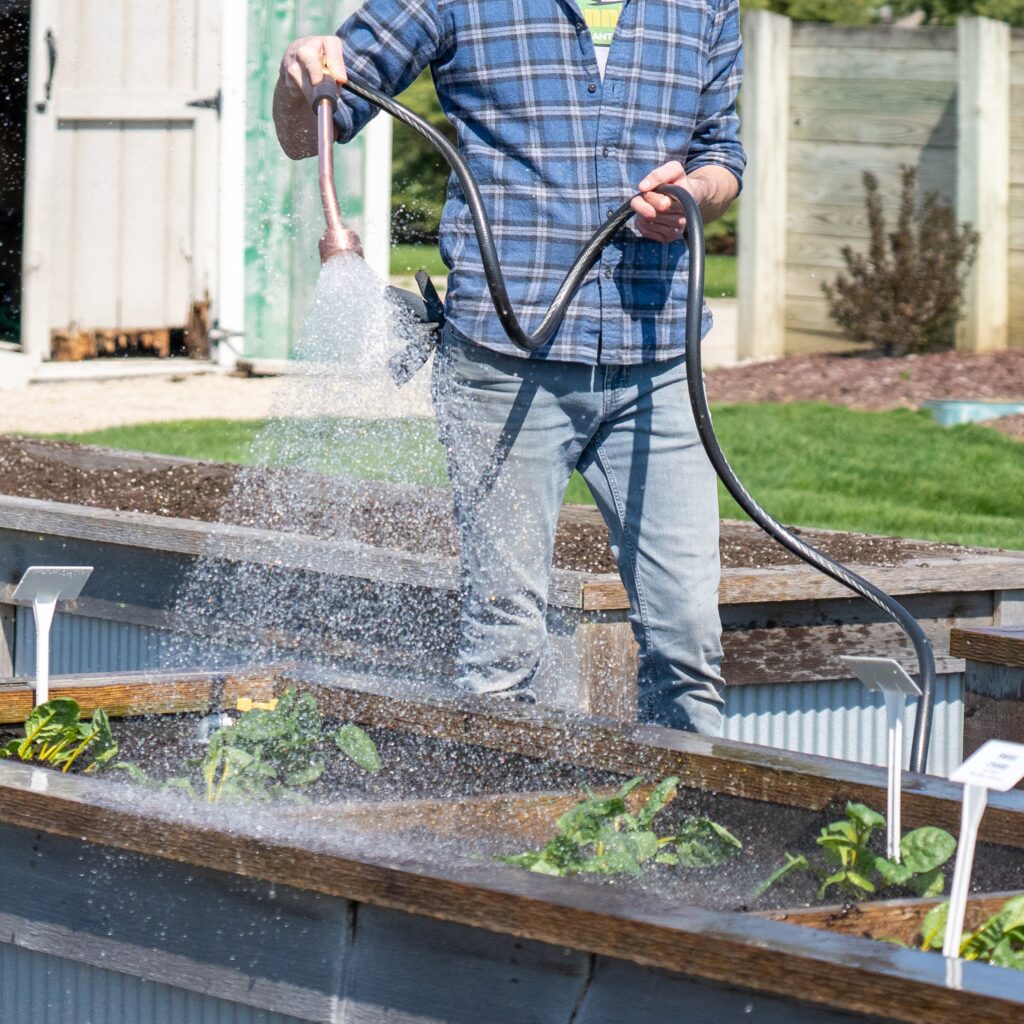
[742,16,1024,356]
[1009,32,1024,346]
[6,819,1014,1024]
[784,23,959,355]
[953,625,1024,757]
[765,890,1020,946]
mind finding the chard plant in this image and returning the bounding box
[0,697,118,774]
[116,687,380,804]
[756,802,956,901]
[500,776,741,878]
[918,894,1024,971]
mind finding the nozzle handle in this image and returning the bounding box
[310,76,338,112]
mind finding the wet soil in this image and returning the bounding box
[102,711,622,804]
[12,711,1023,916]
[0,437,972,572]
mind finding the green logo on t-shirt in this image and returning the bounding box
[580,0,623,48]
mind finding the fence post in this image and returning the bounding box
[957,16,1010,354]
[737,10,791,362]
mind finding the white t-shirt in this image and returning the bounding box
[582,0,624,79]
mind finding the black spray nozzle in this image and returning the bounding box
[310,76,339,112]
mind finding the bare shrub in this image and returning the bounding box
[822,166,978,356]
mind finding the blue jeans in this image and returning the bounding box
[431,325,725,735]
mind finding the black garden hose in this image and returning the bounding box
[318,72,937,773]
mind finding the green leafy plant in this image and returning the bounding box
[500,776,742,878]
[756,802,956,901]
[741,0,878,24]
[0,697,118,773]
[890,1,1024,27]
[918,894,1024,970]
[741,1,1024,28]
[116,688,380,804]
[823,166,978,356]
[391,69,456,244]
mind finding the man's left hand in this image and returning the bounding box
[630,161,706,244]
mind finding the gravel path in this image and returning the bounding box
[1,346,1022,437]
[0,363,434,434]
[0,372,282,434]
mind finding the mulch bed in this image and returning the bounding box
[0,437,972,573]
[989,413,1024,441]
[706,347,1024,416]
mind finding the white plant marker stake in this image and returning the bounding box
[11,567,93,706]
[840,656,922,861]
[943,740,1024,961]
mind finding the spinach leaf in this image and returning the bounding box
[499,775,741,879]
[757,802,956,903]
[0,698,119,774]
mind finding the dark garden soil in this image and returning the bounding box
[706,346,1024,424]
[93,712,623,805]
[0,437,972,572]
[64,713,1024,915]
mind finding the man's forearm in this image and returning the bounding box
[687,165,739,226]
[632,159,739,242]
[273,69,321,160]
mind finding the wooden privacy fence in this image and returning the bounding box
[738,15,1023,359]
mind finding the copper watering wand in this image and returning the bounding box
[311,76,363,263]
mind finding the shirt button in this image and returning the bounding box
[587,82,597,94]
[602,266,613,279]
[602,146,610,157]
[606,209,614,219]
[576,22,586,33]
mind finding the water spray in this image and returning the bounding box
[310,73,938,774]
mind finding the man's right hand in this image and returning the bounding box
[280,35,348,103]
[274,35,347,160]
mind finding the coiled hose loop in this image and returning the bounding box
[339,72,936,773]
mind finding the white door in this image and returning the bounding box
[20,0,221,361]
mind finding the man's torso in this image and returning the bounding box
[344,0,744,364]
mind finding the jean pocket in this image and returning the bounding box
[442,323,525,391]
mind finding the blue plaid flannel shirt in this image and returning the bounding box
[335,0,745,365]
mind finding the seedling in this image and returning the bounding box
[116,687,380,804]
[919,894,1024,972]
[942,740,1024,960]
[0,697,118,774]
[500,776,742,878]
[755,802,955,901]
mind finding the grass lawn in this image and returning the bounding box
[43,403,1024,551]
[390,244,737,299]
[390,243,448,280]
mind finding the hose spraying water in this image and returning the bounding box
[310,73,937,774]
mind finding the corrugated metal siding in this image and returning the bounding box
[724,673,964,777]
[12,609,242,677]
[0,942,313,1024]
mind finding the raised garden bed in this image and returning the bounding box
[2,438,1023,772]
[1,668,1023,1023]
[953,625,1024,769]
